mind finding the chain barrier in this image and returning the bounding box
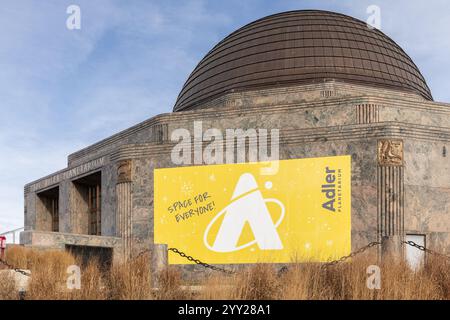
[402,240,450,260]
[321,241,381,269]
[134,248,151,261]
[0,258,31,277]
[135,240,448,275]
[168,248,235,275]
[133,247,234,274]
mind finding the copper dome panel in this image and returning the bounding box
[174,10,432,112]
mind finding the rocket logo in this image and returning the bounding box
[203,173,285,253]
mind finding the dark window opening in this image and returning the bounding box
[37,187,59,232]
[72,172,102,236]
[88,184,101,236]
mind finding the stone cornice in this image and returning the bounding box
[68,93,450,166]
[27,121,450,194]
[110,122,450,162]
[69,95,450,163]
[25,156,107,193]
[68,96,363,163]
[68,115,168,165]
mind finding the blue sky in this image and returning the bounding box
[1,0,449,233]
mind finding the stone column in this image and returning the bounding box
[150,244,168,289]
[377,139,405,261]
[59,181,71,233]
[116,160,133,260]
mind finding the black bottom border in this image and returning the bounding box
[1,300,448,318]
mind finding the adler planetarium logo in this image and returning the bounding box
[203,173,285,253]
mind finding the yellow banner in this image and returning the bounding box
[154,156,351,264]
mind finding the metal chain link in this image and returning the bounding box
[133,247,234,274]
[0,258,31,277]
[321,241,381,269]
[133,248,151,261]
[402,240,450,260]
[136,239,450,275]
[168,247,235,275]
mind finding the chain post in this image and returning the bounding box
[381,235,403,262]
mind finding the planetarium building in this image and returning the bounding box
[21,10,449,266]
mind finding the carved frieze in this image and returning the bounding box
[377,139,403,166]
[117,160,132,184]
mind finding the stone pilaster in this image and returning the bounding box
[377,139,405,259]
[116,160,133,260]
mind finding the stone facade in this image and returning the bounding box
[21,80,450,265]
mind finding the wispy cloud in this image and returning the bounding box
[0,0,233,232]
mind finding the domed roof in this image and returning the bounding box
[174,10,432,112]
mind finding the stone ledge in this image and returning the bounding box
[20,230,122,249]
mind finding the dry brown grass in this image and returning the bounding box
[194,253,450,300]
[107,254,152,300]
[1,246,449,300]
[0,273,18,300]
[154,266,193,300]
